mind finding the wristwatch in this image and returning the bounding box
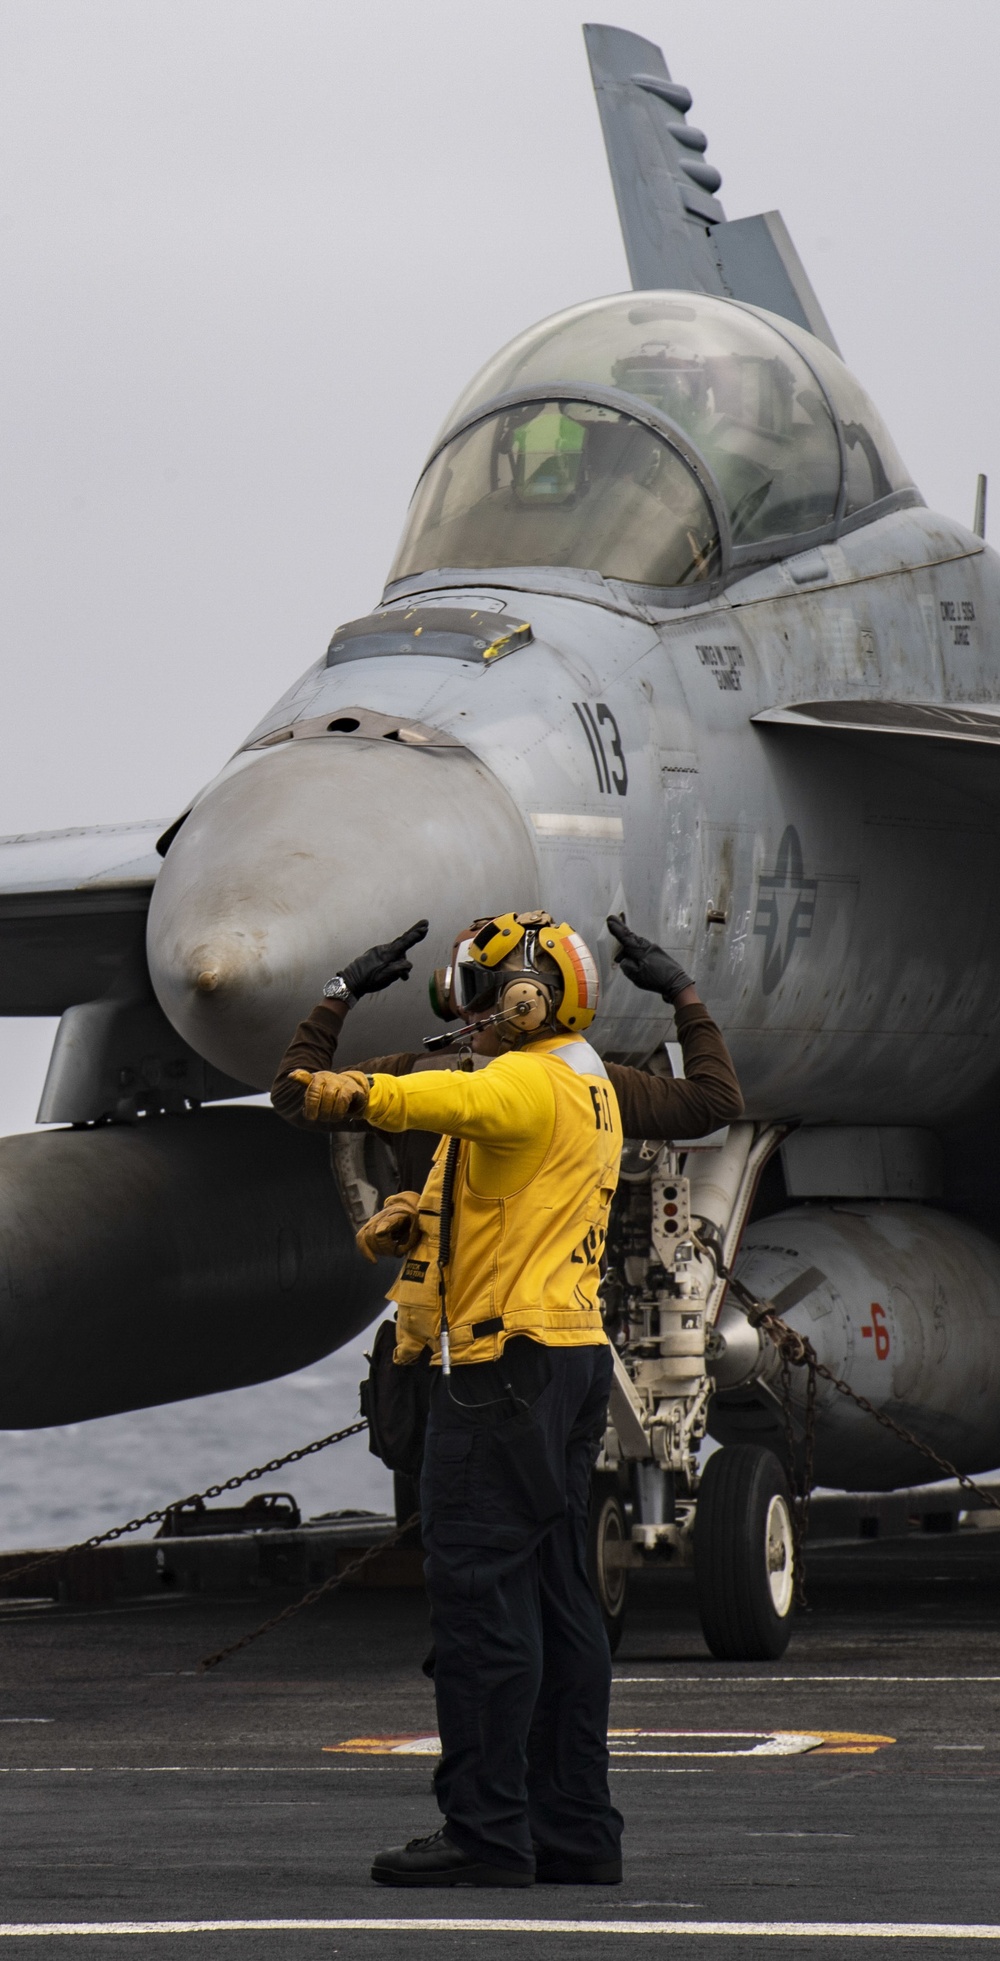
[322,974,354,1004]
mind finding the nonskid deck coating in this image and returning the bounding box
[2,1536,1000,1957]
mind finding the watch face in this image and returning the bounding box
[323,977,347,1000]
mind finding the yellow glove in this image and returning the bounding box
[289,1068,370,1124]
[355,1190,422,1264]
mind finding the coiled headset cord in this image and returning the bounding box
[437,1134,460,1379]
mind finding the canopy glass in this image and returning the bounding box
[404,292,916,580]
[389,398,721,589]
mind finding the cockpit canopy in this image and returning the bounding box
[388,292,918,596]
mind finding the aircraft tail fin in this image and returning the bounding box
[583,23,841,355]
[584,23,726,295]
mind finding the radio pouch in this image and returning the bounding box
[360,1319,432,1476]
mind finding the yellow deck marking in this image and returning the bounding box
[324,1735,441,1756]
[324,1728,894,1759]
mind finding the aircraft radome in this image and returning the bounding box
[3,18,999,1656]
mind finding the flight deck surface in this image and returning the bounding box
[2,1535,1000,1957]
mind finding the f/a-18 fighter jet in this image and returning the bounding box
[3,23,999,1657]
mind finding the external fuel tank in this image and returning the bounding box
[711,1203,1000,1490]
[0,1108,384,1427]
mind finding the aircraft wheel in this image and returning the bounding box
[587,1473,629,1654]
[693,1445,795,1660]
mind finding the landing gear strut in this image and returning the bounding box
[596,1123,796,1662]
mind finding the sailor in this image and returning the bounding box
[272,911,742,1890]
[271,913,742,1181]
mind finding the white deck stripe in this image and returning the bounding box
[0,1766,708,1776]
[614,1676,1000,1684]
[0,1919,999,1938]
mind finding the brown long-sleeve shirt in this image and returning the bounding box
[271,999,743,1189]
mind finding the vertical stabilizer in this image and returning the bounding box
[584,23,840,354]
[712,211,841,355]
[584,23,726,296]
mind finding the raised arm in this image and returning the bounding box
[605,914,743,1140]
[270,919,427,1128]
[608,1002,743,1141]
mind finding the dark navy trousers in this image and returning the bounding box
[419,1337,624,1872]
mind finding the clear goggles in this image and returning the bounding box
[452,937,503,1015]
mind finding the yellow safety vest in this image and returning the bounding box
[378,1037,623,1366]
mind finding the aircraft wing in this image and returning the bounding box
[752,699,1000,819]
[753,701,1000,745]
[0,820,162,1014]
[584,22,840,352]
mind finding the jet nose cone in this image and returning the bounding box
[146,736,539,1087]
[183,935,263,1000]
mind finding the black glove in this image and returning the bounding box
[607,914,693,1004]
[340,919,429,999]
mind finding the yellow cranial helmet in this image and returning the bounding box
[430,910,600,1033]
[532,918,601,1031]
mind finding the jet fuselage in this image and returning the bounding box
[147,501,1000,1133]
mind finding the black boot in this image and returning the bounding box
[372,1828,534,1888]
[533,1843,623,1885]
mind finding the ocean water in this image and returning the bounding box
[0,1319,394,1551]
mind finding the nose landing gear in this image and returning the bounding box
[593,1124,796,1661]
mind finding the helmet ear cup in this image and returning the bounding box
[498,978,550,1033]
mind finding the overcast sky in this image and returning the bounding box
[2,0,1000,1132]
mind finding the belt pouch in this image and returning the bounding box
[359,1319,432,1475]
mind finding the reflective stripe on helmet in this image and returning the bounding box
[538,922,600,1031]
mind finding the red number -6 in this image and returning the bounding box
[862,1301,891,1360]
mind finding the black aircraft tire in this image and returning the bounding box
[587,1473,629,1655]
[693,1445,795,1661]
